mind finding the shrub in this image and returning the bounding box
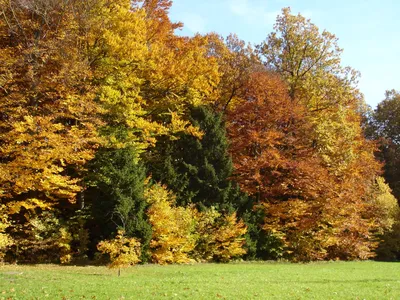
[97,230,141,274]
[145,183,196,264]
[193,207,247,262]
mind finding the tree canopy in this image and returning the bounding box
[0,2,397,264]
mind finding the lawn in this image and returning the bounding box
[0,261,399,299]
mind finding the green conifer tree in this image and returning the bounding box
[147,106,247,212]
[86,147,152,262]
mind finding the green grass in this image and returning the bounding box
[0,261,399,299]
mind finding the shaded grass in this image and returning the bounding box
[0,261,399,299]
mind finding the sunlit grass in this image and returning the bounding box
[1,261,399,299]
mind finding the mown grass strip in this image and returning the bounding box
[0,261,399,299]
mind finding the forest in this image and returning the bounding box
[0,0,400,266]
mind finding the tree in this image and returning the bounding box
[257,8,366,174]
[147,105,247,212]
[252,9,392,260]
[145,183,197,264]
[192,207,247,262]
[227,71,335,260]
[257,7,360,109]
[369,90,400,200]
[227,70,389,260]
[364,90,400,260]
[94,1,220,149]
[145,182,248,264]
[0,0,103,261]
[97,230,141,276]
[86,147,152,262]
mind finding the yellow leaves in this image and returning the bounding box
[169,111,203,139]
[39,173,81,202]
[368,177,399,234]
[313,106,362,174]
[193,209,247,262]
[58,228,73,264]
[145,183,247,264]
[145,183,196,264]
[0,206,13,262]
[99,4,148,62]
[7,199,52,215]
[97,230,141,269]
[0,106,100,203]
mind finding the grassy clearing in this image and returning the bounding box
[0,261,399,299]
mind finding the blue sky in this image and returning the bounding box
[169,0,400,108]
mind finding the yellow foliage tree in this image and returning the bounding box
[97,230,141,276]
[145,183,196,264]
[193,207,247,262]
[368,177,399,234]
[93,1,220,149]
[0,0,102,218]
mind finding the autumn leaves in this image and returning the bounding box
[0,1,397,264]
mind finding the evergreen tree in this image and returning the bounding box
[86,147,152,262]
[147,106,247,212]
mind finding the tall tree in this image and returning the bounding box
[369,90,400,200]
[147,105,247,212]
[0,0,103,260]
[257,7,360,109]
[86,147,152,262]
[227,71,337,260]
[257,8,365,174]
[252,8,392,259]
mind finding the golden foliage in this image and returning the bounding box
[0,206,13,262]
[97,230,141,269]
[145,183,196,264]
[193,208,247,262]
[0,0,102,211]
[368,177,399,234]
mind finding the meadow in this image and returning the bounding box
[0,261,399,299]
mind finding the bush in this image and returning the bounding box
[193,207,247,262]
[145,183,197,264]
[97,230,141,273]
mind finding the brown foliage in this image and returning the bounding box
[227,71,385,260]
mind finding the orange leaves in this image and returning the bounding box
[0,1,392,264]
[227,70,373,260]
[227,71,311,199]
[0,3,103,257]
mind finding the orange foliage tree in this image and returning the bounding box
[0,0,103,260]
[227,71,388,260]
[227,71,336,260]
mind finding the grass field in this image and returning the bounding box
[0,261,399,299]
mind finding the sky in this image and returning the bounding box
[169,0,400,108]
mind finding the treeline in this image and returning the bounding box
[0,0,399,265]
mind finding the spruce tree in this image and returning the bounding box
[147,106,247,212]
[86,147,152,262]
